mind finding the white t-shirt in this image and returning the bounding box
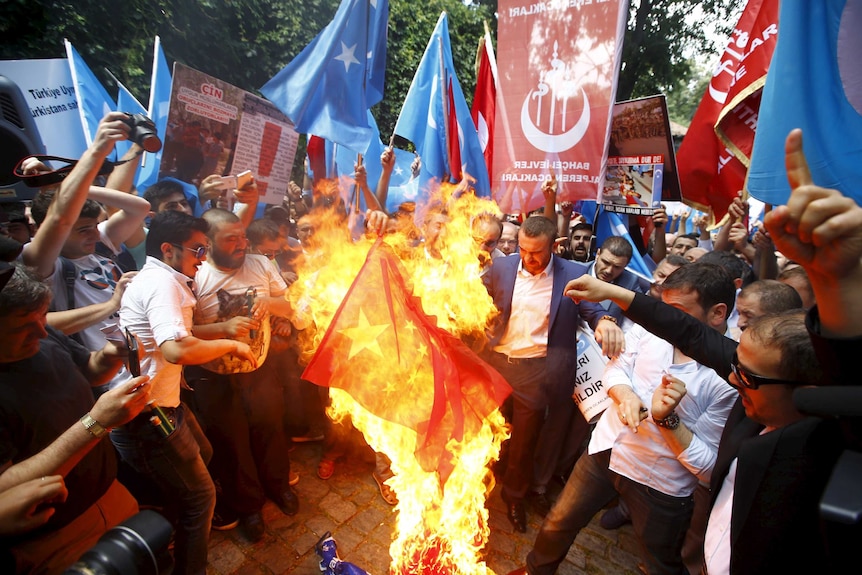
[193,254,287,374]
[47,222,122,351]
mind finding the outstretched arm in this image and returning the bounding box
[22,113,130,278]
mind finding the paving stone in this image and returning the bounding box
[319,491,359,523]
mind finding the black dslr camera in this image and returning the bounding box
[122,113,162,153]
[63,510,173,575]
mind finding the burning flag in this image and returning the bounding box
[302,238,510,481]
[301,234,511,574]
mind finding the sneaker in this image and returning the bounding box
[289,470,300,486]
[211,507,239,531]
[600,505,631,530]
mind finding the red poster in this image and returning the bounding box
[493,0,628,214]
[676,0,778,222]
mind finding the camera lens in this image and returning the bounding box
[63,510,173,575]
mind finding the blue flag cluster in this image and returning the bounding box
[261,0,389,153]
[64,40,116,157]
[393,13,491,198]
[748,0,862,207]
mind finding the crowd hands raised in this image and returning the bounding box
[1,114,859,575]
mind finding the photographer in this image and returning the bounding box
[21,113,150,353]
[0,264,151,574]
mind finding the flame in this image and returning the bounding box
[289,182,510,574]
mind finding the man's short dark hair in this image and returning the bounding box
[740,280,803,313]
[570,222,593,236]
[698,249,753,286]
[0,266,52,315]
[746,310,824,385]
[247,218,281,247]
[146,211,209,259]
[143,180,187,212]
[600,236,633,261]
[31,189,102,227]
[674,232,699,244]
[521,214,557,242]
[662,262,737,316]
[201,208,240,240]
[662,254,690,268]
[472,213,503,235]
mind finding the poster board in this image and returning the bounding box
[161,63,299,206]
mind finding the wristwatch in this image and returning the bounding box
[653,411,681,430]
[80,413,108,438]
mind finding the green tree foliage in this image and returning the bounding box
[1,0,730,151]
[618,0,736,102]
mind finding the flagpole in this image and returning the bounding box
[438,34,450,182]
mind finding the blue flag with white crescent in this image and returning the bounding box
[748,0,862,207]
[261,0,388,152]
[138,36,173,191]
[393,12,491,198]
[65,40,116,155]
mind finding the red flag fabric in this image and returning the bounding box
[471,33,496,181]
[493,0,628,214]
[676,0,779,222]
[302,240,511,481]
[447,79,462,182]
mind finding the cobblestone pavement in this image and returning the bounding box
[207,443,643,575]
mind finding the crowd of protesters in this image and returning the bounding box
[0,115,857,575]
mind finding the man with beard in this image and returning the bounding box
[567,223,593,262]
[184,208,297,542]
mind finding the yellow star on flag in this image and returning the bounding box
[337,308,389,360]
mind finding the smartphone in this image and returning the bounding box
[216,170,254,191]
[125,327,140,377]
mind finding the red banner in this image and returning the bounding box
[471,32,496,182]
[493,0,627,214]
[676,0,778,222]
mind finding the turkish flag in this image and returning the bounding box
[493,0,627,214]
[447,79,462,181]
[302,239,511,482]
[676,0,779,222]
[471,33,496,180]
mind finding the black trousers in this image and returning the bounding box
[184,352,292,516]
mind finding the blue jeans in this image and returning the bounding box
[111,404,215,575]
[527,449,693,575]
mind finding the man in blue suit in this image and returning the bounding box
[573,236,649,322]
[483,215,623,533]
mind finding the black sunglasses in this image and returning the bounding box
[729,351,805,390]
[171,243,207,259]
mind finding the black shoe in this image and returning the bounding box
[211,506,239,531]
[506,501,527,533]
[240,512,265,542]
[273,489,299,516]
[600,505,631,530]
[527,491,553,517]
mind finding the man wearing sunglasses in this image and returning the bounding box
[111,210,256,575]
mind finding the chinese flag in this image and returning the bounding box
[676,0,778,222]
[302,240,511,481]
[471,32,496,180]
